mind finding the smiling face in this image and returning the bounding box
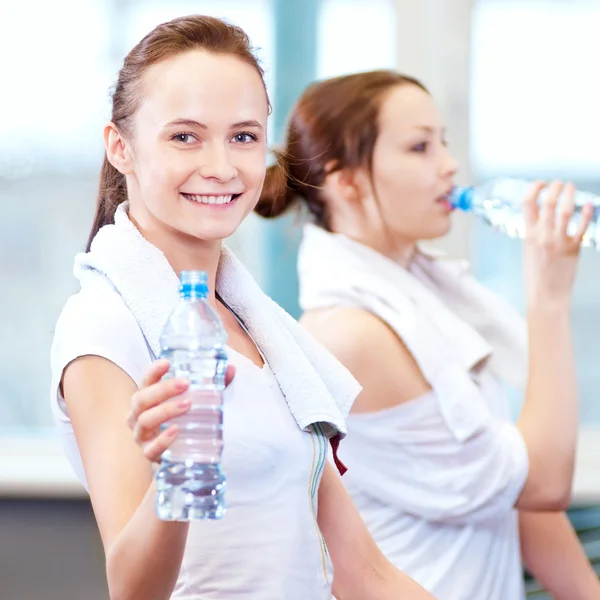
[119,49,269,247]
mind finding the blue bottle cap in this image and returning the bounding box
[449,186,474,211]
[179,270,209,298]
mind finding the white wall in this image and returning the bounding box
[393,0,476,260]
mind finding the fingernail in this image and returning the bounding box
[174,379,188,391]
[178,397,190,409]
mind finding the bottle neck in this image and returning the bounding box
[180,283,208,299]
[450,186,475,211]
[181,293,207,301]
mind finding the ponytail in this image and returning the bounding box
[86,155,128,250]
[255,148,332,229]
[254,150,299,219]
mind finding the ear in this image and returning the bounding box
[324,164,361,204]
[104,123,133,174]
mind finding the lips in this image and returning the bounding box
[435,189,455,211]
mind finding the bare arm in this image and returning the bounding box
[63,357,191,600]
[515,305,577,510]
[317,463,434,600]
[519,511,600,599]
[515,181,593,510]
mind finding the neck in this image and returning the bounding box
[128,206,222,308]
[328,201,416,268]
[331,223,416,268]
[364,234,416,268]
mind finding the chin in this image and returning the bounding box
[421,219,453,241]
[178,207,249,242]
[187,224,240,243]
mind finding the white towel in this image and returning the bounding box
[297,224,528,442]
[73,204,361,440]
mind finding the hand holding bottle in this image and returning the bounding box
[522,180,593,311]
[127,359,236,464]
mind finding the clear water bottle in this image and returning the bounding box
[155,270,228,521]
[451,178,600,248]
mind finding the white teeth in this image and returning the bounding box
[184,194,234,205]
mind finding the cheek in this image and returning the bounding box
[237,150,267,187]
[372,160,438,224]
[395,160,437,189]
[140,148,196,190]
[373,158,425,200]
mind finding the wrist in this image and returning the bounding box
[526,296,571,319]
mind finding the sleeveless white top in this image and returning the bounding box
[338,370,527,600]
[50,276,334,600]
[297,226,530,600]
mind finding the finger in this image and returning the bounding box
[133,396,191,443]
[140,359,171,389]
[538,180,562,236]
[225,365,236,387]
[142,425,178,463]
[571,202,595,247]
[555,182,575,239]
[127,378,189,429]
[522,180,545,233]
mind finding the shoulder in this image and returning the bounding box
[300,307,431,411]
[57,279,133,325]
[301,307,392,364]
[51,278,151,388]
[54,280,145,352]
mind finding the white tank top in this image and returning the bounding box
[50,280,334,599]
[338,370,526,600]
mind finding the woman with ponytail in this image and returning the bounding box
[50,16,433,600]
[258,70,600,599]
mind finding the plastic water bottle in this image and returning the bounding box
[450,178,600,248]
[155,270,228,521]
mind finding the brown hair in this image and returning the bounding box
[255,70,428,230]
[87,15,269,250]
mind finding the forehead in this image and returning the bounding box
[377,84,442,132]
[137,50,269,126]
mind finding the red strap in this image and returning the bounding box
[329,433,347,476]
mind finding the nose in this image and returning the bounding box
[198,144,238,182]
[442,146,459,179]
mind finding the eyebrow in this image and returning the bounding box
[164,118,264,130]
[413,125,446,135]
